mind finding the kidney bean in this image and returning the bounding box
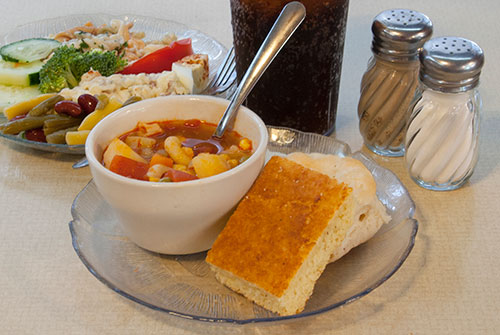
[77,94,98,114]
[182,138,223,155]
[55,101,83,117]
[25,128,46,142]
[193,142,219,155]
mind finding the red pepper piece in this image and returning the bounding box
[119,38,194,75]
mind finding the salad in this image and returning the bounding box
[0,19,210,146]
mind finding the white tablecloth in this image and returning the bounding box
[1,0,499,334]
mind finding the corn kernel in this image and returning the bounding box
[149,177,160,182]
[238,138,252,151]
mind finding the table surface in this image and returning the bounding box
[1,0,499,334]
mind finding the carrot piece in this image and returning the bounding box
[149,153,174,168]
[109,155,149,181]
[165,168,198,182]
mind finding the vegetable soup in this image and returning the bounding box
[102,119,253,182]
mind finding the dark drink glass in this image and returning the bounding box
[229,0,349,135]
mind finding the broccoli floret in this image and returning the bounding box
[39,46,81,93]
[39,46,128,93]
[71,49,128,78]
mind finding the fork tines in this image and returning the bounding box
[207,47,236,93]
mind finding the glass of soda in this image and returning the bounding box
[229,0,349,135]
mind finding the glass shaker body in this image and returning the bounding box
[405,84,481,191]
[404,36,484,191]
[358,55,420,156]
[357,9,433,157]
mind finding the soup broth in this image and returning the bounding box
[102,119,253,181]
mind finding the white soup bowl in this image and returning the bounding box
[85,95,268,254]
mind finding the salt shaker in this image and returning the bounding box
[405,37,484,191]
[358,9,433,157]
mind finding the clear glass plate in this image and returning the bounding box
[69,126,418,324]
[0,13,232,154]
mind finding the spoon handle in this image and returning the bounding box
[213,1,306,138]
[72,157,89,169]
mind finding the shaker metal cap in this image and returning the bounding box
[419,37,484,92]
[372,9,433,61]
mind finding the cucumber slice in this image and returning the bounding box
[0,59,43,86]
[0,38,60,63]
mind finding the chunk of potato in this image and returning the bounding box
[191,153,230,178]
[103,138,147,168]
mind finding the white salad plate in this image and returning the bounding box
[0,13,233,154]
[69,126,418,324]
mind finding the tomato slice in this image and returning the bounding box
[165,168,198,182]
[119,38,194,74]
[109,155,149,180]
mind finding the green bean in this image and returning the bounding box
[43,115,82,135]
[122,95,142,107]
[28,95,64,116]
[2,115,58,135]
[45,126,78,144]
[95,94,109,110]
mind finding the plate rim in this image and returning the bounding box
[69,201,418,324]
[68,126,419,324]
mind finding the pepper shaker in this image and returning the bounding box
[358,9,433,157]
[405,37,484,191]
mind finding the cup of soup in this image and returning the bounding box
[85,95,268,254]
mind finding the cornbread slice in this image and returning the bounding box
[287,152,391,262]
[206,156,354,316]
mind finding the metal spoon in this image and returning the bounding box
[72,156,88,169]
[215,1,305,137]
[183,1,306,153]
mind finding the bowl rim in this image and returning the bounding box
[85,95,269,188]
